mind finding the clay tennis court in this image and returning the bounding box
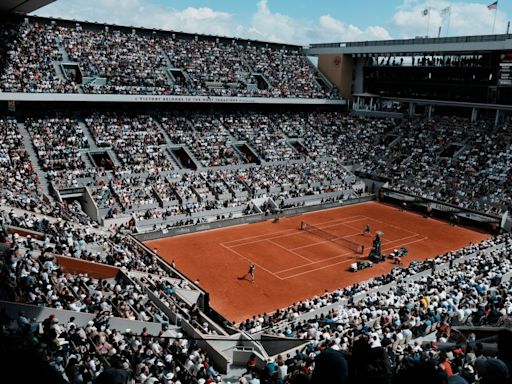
[146,201,490,323]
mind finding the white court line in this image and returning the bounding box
[274,248,354,274]
[341,220,422,241]
[223,216,367,249]
[289,230,363,251]
[301,217,368,233]
[221,212,429,281]
[381,233,423,246]
[221,228,298,246]
[225,230,301,248]
[220,216,368,278]
[219,243,284,281]
[260,224,420,280]
[278,258,356,279]
[298,214,367,227]
[375,233,421,246]
[227,225,368,277]
[266,239,314,263]
[290,232,424,255]
[221,214,366,246]
[304,216,422,245]
[381,236,429,252]
[364,216,424,237]
[278,236,429,280]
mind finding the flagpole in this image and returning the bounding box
[446,8,451,36]
[427,7,431,37]
[492,5,498,34]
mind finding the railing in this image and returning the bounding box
[309,34,512,49]
[379,187,503,233]
[258,243,503,335]
[133,195,375,242]
[0,300,165,335]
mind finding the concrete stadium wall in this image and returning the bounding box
[318,54,354,98]
[352,110,404,119]
[502,212,512,232]
[82,186,100,221]
[135,205,246,230]
[0,92,346,106]
[134,195,375,242]
[258,334,309,357]
[0,301,165,335]
[181,320,232,373]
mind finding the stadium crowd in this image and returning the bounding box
[0,311,219,384]
[0,206,229,384]
[0,19,333,99]
[0,117,41,203]
[0,22,79,93]
[360,116,512,214]
[1,109,510,232]
[25,116,90,186]
[160,113,239,167]
[236,234,512,384]
[1,14,512,384]
[2,203,512,384]
[366,54,486,68]
[85,113,173,174]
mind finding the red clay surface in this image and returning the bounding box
[146,202,490,323]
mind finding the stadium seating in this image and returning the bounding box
[0,19,334,98]
[0,117,48,212]
[2,207,511,383]
[1,23,79,93]
[1,122,511,381]
[359,116,512,214]
[1,110,510,236]
[238,234,512,381]
[1,15,512,384]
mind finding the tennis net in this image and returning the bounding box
[300,221,365,254]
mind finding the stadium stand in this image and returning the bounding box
[238,234,512,383]
[359,116,512,214]
[0,12,511,384]
[1,22,80,93]
[0,18,336,98]
[2,207,512,383]
[2,110,510,225]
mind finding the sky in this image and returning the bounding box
[32,0,512,45]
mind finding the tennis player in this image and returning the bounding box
[242,263,255,284]
[362,224,371,236]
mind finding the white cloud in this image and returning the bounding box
[33,0,235,36]
[33,0,392,45]
[239,0,391,44]
[30,0,512,45]
[392,1,509,38]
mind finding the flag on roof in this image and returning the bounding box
[488,1,498,10]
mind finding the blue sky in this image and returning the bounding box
[33,0,512,44]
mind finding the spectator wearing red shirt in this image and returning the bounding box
[242,353,257,377]
[440,354,454,376]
